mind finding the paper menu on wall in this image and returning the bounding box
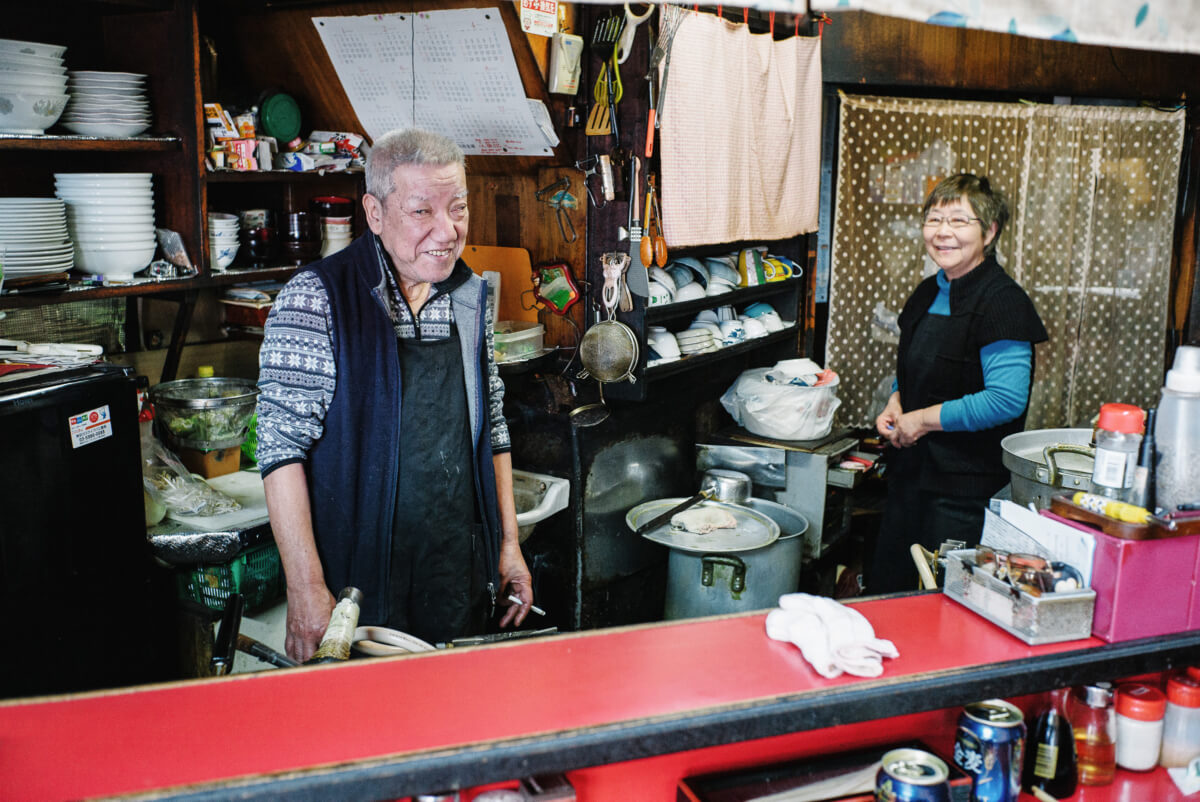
[981,501,1096,587]
[312,8,555,156]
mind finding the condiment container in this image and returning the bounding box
[1091,403,1144,501]
[1161,673,1200,767]
[1068,683,1116,786]
[1114,682,1166,770]
[1023,688,1078,799]
[1155,345,1200,512]
[307,586,364,664]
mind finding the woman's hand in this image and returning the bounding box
[876,392,903,445]
[892,403,944,447]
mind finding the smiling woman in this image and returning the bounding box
[868,174,1048,594]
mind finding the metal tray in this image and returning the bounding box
[943,549,1095,645]
[626,498,778,553]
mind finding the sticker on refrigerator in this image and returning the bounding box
[68,405,113,448]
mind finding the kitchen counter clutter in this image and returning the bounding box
[5,593,1200,801]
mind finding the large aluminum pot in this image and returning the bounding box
[1001,428,1095,509]
[664,498,809,620]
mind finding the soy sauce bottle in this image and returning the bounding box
[1024,689,1078,799]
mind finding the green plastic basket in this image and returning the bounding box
[176,542,283,612]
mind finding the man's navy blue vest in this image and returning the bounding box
[301,234,501,623]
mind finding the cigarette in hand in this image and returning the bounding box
[507,593,546,616]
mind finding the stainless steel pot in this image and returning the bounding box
[663,497,808,620]
[1001,428,1095,509]
[700,469,751,504]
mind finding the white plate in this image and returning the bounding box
[59,121,150,137]
[54,172,152,180]
[4,264,73,277]
[68,70,145,81]
[61,114,151,123]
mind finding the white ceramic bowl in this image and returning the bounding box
[0,39,68,59]
[209,243,238,270]
[648,330,681,359]
[55,172,152,180]
[742,317,768,339]
[54,179,152,192]
[0,73,67,93]
[69,222,154,236]
[0,90,68,134]
[72,232,155,246]
[673,283,706,303]
[0,60,66,78]
[68,212,155,225]
[0,51,65,69]
[55,188,154,200]
[74,241,156,275]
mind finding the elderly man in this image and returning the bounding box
[256,128,533,661]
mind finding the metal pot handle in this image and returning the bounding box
[701,554,746,594]
[1043,444,1095,488]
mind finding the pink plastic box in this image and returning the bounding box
[1043,511,1200,642]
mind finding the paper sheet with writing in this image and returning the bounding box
[981,501,1096,587]
[312,8,555,156]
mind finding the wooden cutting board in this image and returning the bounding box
[461,244,539,323]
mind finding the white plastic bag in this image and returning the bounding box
[720,368,841,441]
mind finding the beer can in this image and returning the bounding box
[875,748,952,802]
[953,699,1026,802]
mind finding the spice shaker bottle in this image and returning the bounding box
[1155,345,1200,513]
[1161,673,1200,767]
[1114,682,1166,771]
[307,586,364,664]
[1069,683,1116,785]
[1024,688,1078,799]
[1091,403,1145,501]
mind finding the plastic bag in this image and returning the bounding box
[721,367,841,441]
[142,435,241,517]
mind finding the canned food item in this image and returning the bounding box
[954,699,1026,802]
[875,748,951,802]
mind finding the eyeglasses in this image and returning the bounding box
[923,215,981,229]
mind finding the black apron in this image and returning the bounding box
[386,325,486,644]
[867,312,995,594]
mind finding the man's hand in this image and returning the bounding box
[284,581,336,662]
[497,539,533,628]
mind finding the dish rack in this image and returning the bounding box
[175,542,283,613]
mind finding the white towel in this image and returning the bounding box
[765,593,899,678]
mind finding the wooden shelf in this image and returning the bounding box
[644,326,800,382]
[644,277,805,325]
[0,133,182,151]
[206,167,364,183]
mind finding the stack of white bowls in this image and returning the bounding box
[0,38,69,135]
[0,197,73,277]
[319,216,352,257]
[208,213,239,270]
[55,172,157,279]
[61,70,150,137]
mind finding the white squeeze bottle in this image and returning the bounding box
[1155,345,1200,513]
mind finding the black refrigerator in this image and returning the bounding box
[0,363,176,698]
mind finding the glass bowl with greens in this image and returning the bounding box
[150,377,259,451]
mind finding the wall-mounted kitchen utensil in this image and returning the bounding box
[626,155,649,297]
[536,176,578,243]
[614,3,654,65]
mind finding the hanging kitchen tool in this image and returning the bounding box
[641,173,667,267]
[575,154,614,208]
[587,17,624,138]
[573,252,639,426]
[531,260,583,376]
[653,4,686,130]
[535,176,578,243]
[614,3,654,65]
[625,155,649,297]
[644,24,658,158]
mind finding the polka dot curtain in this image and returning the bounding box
[826,94,1185,429]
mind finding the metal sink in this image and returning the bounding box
[512,469,570,542]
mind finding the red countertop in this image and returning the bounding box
[0,594,1138,800]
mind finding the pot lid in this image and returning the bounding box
[627,498,779,553]
[1000,428,1094,479]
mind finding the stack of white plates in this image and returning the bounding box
[61,71,150,137]
[55,172,156,278]
[0,39,69,135]
[0,197,73,277]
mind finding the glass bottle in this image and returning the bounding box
[1091,404,1144,501]
[307,586,364,664]
[1024,688,1078,799]
[1069,682,1117,786]
[1161,673,1200,767]
[1155,345,1200,512]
